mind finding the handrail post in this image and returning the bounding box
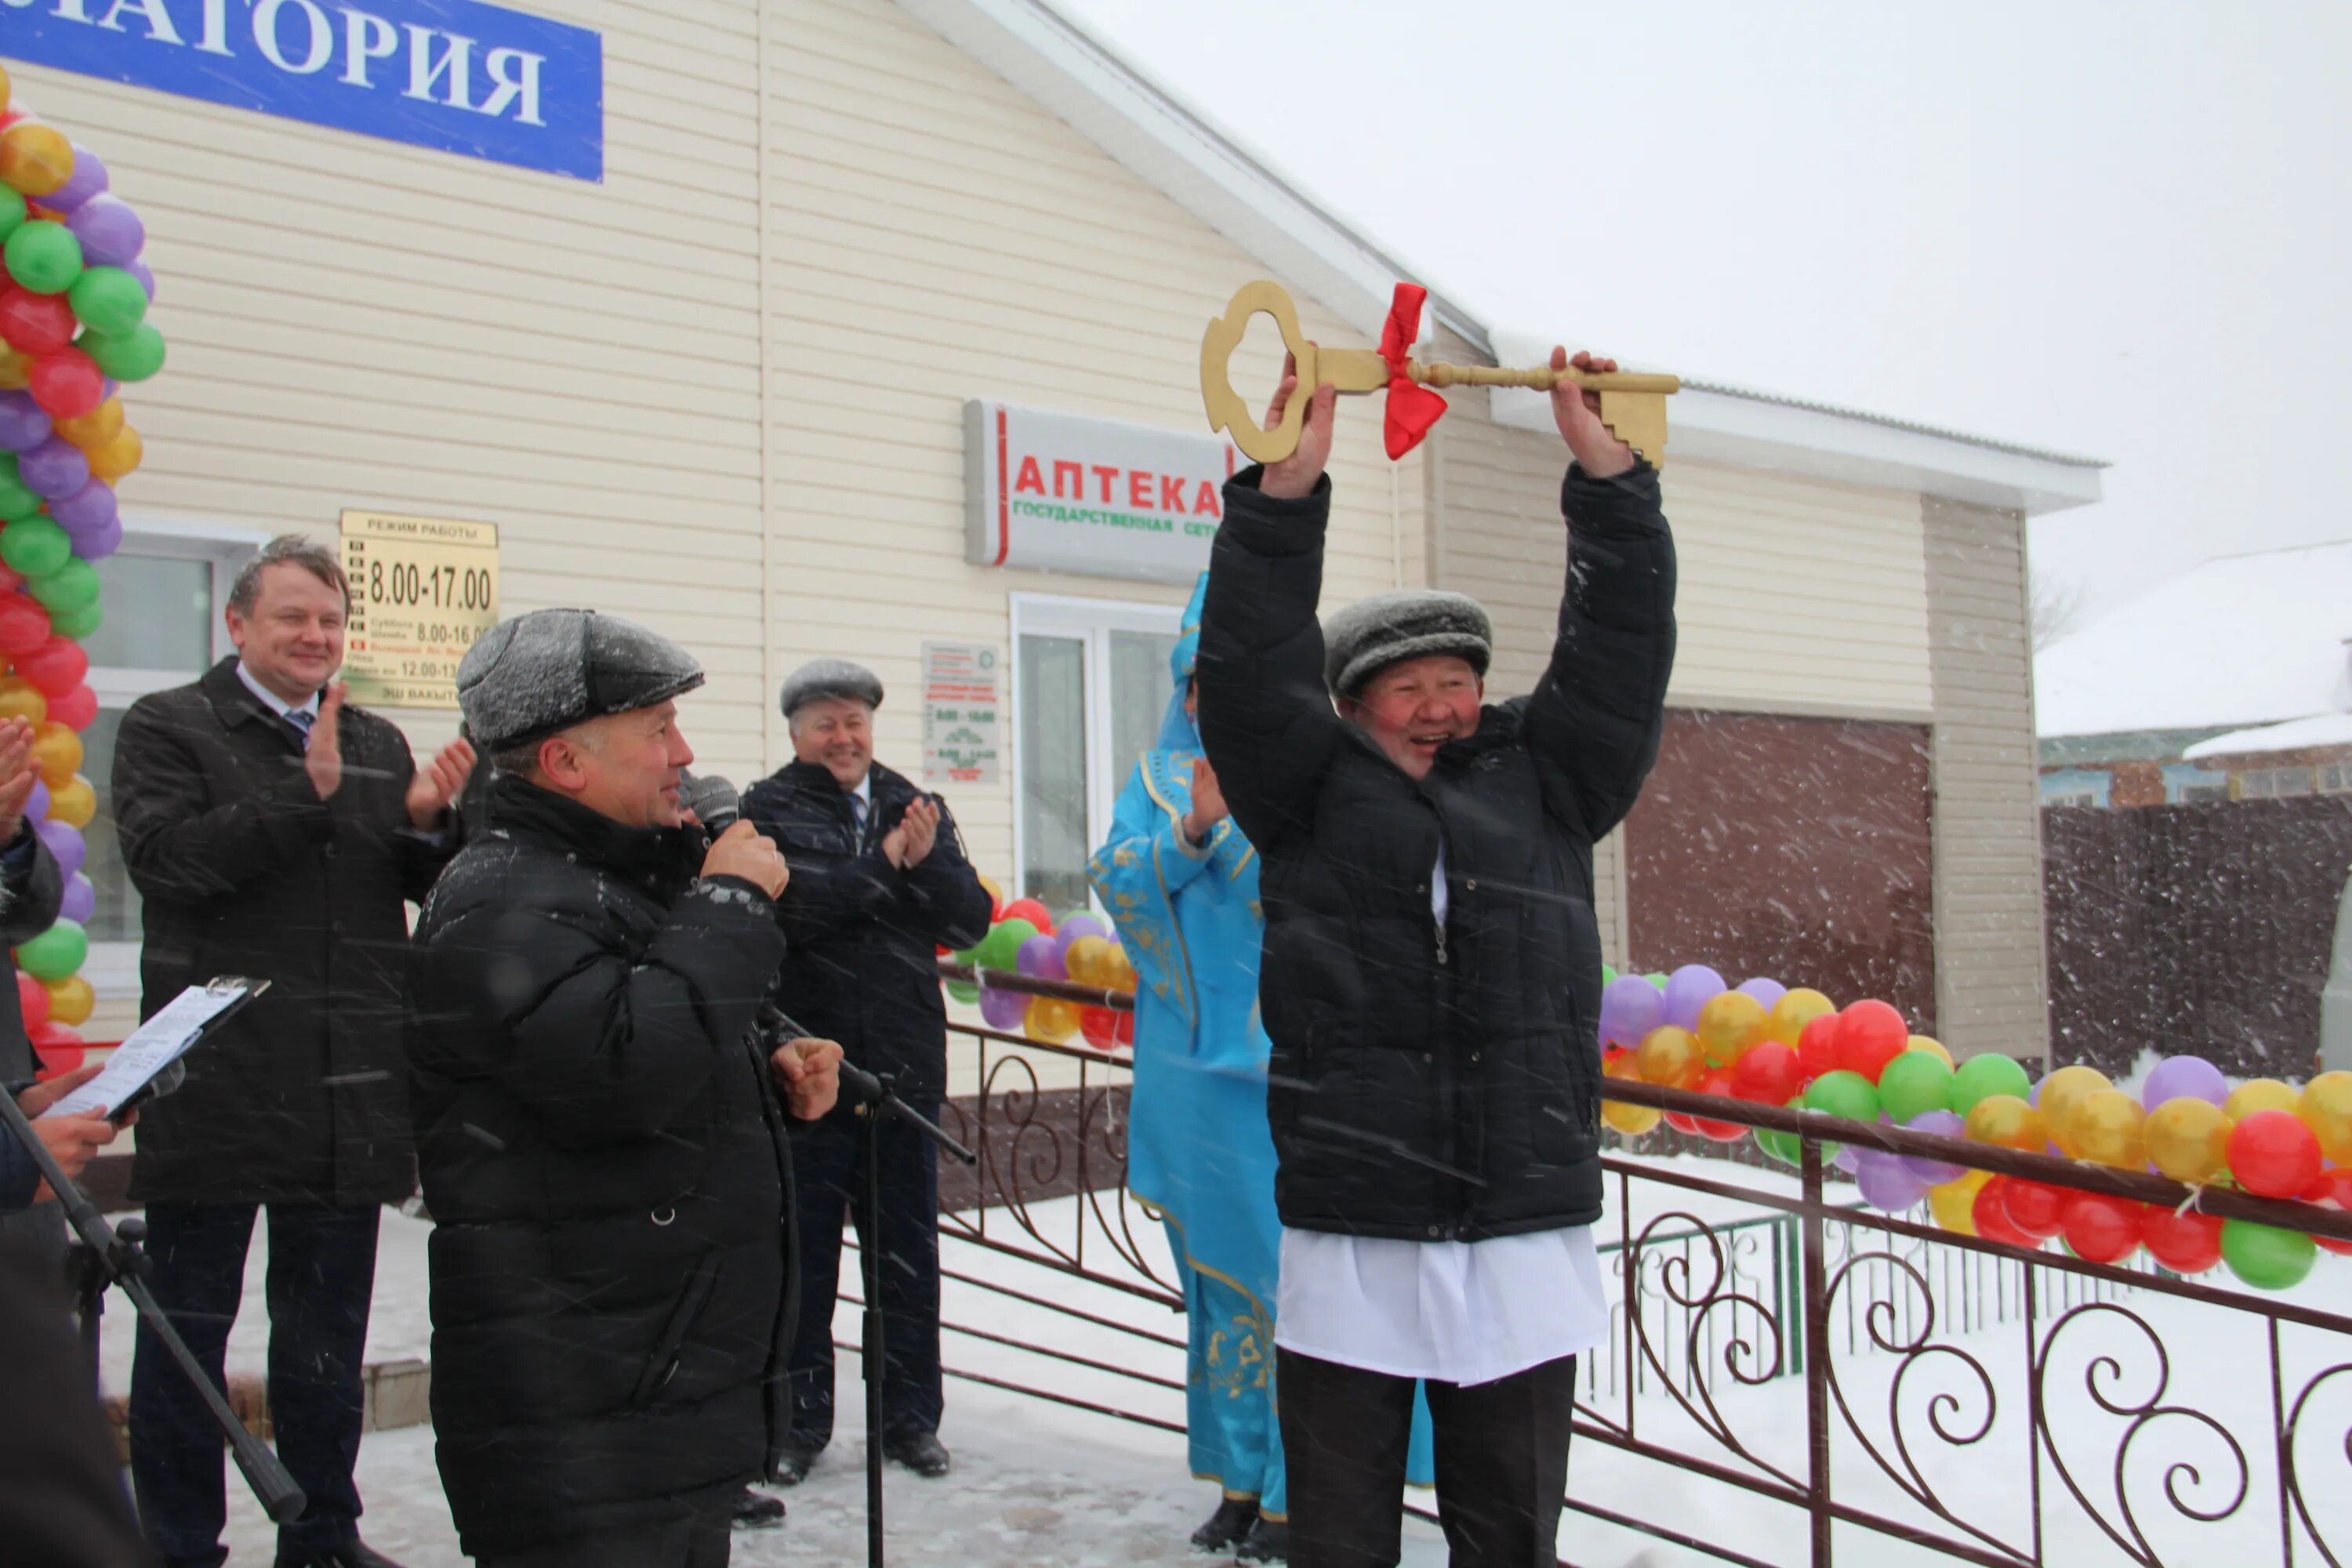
[1801,1132,1834,1567]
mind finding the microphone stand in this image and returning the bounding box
[0,1082,306,1523]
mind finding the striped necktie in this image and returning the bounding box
[285,707,316,751]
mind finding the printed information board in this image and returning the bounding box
[921,641,1001,787]
[338,510,499,709]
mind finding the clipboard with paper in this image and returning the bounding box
[38,977,270,1123]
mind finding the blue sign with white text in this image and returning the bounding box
[3,0,602,180]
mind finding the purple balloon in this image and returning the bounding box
[1600,973,1666,1049]
[0,392,51,454]
[64,510,121,561]
[58,873,93,924]
[26,778,49,824]
[1901,1110,1968,1185]
[1834,1144,1861,1174]
[125,261,154,303]
[1661,964,1727,1033]
[17,438,90,500]
[47,477,117,534]
[1015,932,1063,981]
[1855,1149,1930,1213]
[978,984,1029,1032]
[2141,1055,2228,1110]
[42,145,109,212]
[65,194,144,270]
[1053,913,1107,955]
[1736,977,1788,1011]
[37,819,85,879]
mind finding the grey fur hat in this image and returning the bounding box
[1322,590,1494,697]
[781,657,884,718]
[457,608,705,753]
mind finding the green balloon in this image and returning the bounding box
[0,187,24,243]
[1601,964,1617,987]
[1,517,72,579]
[67,265,148,337]
[1878,1051,1956,1123]
[49,601,101,641]
[976,916,1037,971]
[946,978,980,1005]
[16,919,88,982]
[30,557,99,615]
[1757,1094,1807,1166]
[1806,1069,1881,1124]
[3,220,84,296]
[1950,1053,2033,1116]
[1646,972,1668,989]
[80,321,165,383]
[0,460,41,524]
[2220,1220,2316,1291]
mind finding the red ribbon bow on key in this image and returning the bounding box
[1379,282,1448,459]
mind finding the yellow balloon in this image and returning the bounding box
[1634,1025,1703,1089]
[2301,1071,2352,1165]
[1962,1094,2045,1151]
[1101,944,1138,994]
[1928,1168,1992,1236]
[31,720,81,787]
[2035,1065,2111,1158]
[0,347,28,392]
[2144,1097,2230,1184]
[82,424,141,484]
[2071,1089,2147,1169]
[1904,1035,1953,1068]
[53,397,124,452]
[44,974,93,1027]
[0,62,12,118]
[0,677,45,727]
[1602,1051,1661,1136]
[977,873,1002,904]
[1767,987,1835,1047]
[1025,995,1080,1044]
[1062,935,1112,988]
[0,122,74,198]
[2224,1078,2299,1122]
[1696,991,1768,1066]
[45,771,94,830]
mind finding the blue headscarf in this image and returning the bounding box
[1157,570,1208,754]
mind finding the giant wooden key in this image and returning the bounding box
[1200,279,1682,466]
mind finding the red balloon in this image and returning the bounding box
[1973,1178,2038,1249]
[1835,1000,1910,1083]
[2060,1192,2142,1265]
[29,1019,82,1052]
[16,968,48,1031]
[1731,1040,1805,1105]
[2227,1109,2323,1200]
[0,564,20,595]
[999,898,1054,935]
[1689,1066,1748,1142]
[1662,1108,1704,1136]
[1078,1005,1121,1051]
[2139,1204,2224,1274]
[28,347,103,420]
[2301,1170,2352,1258]
[33,1043,83,1080]
[1796,1012,1842,1082]
[0,593,50,657]
[47,682,96,730]
[13,634,86,698]
[2000,1178,2068,1239]
[0,287,76,357]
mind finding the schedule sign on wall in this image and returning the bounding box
[339,510,499,709]
[921,641,1001,787]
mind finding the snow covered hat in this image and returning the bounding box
[780,657,884,719]
[1322,590,1494,697]
[458,608,705,753]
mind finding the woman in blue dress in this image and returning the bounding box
[1091,575,1429,1564]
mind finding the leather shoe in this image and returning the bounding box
[770,1432,824,1487]
[731,1486,786,1530]
[1234,1516,1290,1563]
[881,1428,952,1478]
[1189,1495,1259,1552]
[274,1543,408,1568]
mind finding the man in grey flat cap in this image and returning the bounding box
[1199,352,1677,1567]
[742,658,993,1485]
[409,609,843,1567]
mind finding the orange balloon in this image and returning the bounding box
[1634,1025,1704,1090]
[54,397,125,452]
[0,122,74,198]
[2070,1089,2147,1169]
[0,677,45,726]
[1101,943,1138,995]
[0,346,29,392]
[1928,1168,1992,1236]
[1062,935,1112,989]
[1025,995,1080,1044]
[2035,1065,2111,1158]
[0,63,12,118]
[45,771,93,829]
[1602,1050,1662,1136]
[82,424,141,484]
[1962,1094,2046,1152]
[1904,1035,1954,1067]
[30,719,80,786]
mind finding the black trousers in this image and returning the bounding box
[786,1108,943,1446]
[128,1202,379,1568]
[1277,1348,1576,1568]
[474,1485,734,1568]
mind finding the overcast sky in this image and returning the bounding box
[1053,0,2352,630]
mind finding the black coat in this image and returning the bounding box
[408,775,795,1558]
[0,824,64,1222]
[741,760,993,1108]
[115,659,452,1207]
[1197,463,1676,1242]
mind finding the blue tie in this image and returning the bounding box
[285,708,315,751]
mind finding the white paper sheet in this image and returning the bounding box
[39,982,256,1120]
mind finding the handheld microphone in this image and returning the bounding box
[679,770,742,836]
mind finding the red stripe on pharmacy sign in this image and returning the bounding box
[964,399,1235,587]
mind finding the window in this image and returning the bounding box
[2241,766,2314,799]
[2320,762,2352,795]
[1009,594,1181,913]
[2043,790,2099,808]
[2176,780,2230,804]
[82,528,267,996]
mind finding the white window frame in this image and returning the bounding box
[2044,789,2099,809]
[1006,592,1184,909]
[83,520,273,998]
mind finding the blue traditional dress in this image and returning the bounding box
[1090,577,1431,1520]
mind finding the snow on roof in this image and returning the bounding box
[2035,539,2352,738]
[2183,711,2352,762]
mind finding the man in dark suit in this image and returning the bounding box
[113,535,475,1568]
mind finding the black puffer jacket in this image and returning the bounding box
[408,776,793,1558]
[741,760,993,1108]
[1198,463,1675,1241]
